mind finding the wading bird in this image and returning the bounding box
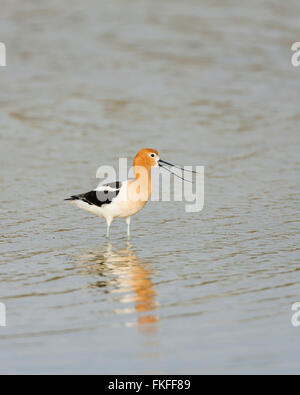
[65,148,193,238]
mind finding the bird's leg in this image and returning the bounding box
[106,218,113,238]
[126,217,131,238]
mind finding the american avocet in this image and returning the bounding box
[65,148,193,238]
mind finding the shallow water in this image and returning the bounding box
[1,0,300,374]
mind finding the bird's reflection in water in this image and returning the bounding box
[78,241,159,333]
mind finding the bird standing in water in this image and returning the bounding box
[65,148,190,238]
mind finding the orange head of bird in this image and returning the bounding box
[133,148,197,183]
[133,148,160,173]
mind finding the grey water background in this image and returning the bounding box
[0,0,300,374]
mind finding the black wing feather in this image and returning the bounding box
[65,181,122,207]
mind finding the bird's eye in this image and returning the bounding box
[149,153,155,158]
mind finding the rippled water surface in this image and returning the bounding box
[1,0,300,374]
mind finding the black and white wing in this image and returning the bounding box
[65,181,122,207]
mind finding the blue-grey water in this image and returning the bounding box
[0,0,300,374]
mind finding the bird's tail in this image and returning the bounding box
[64,195,80,201]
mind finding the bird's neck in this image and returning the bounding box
[132,166,152,201]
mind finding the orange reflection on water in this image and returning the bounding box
[78,241,159,331]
